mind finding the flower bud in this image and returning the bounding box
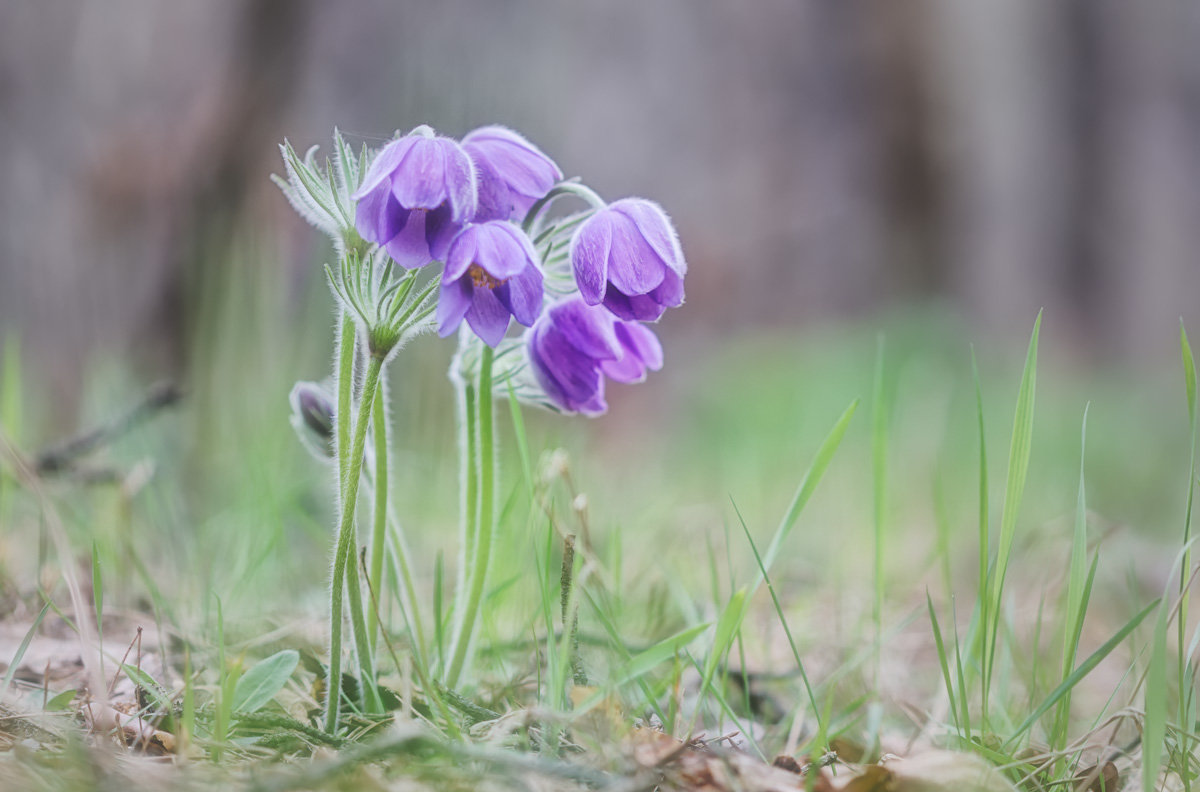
[289,381,335,461]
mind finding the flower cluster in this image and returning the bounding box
[287,123,686,415]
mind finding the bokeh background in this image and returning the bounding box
[2,1,1199,614]
[5,1,1200,387]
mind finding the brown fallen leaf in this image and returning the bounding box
[829,751,1018,792]
[1073,761,1119,792]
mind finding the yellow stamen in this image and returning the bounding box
[468,263,505,289]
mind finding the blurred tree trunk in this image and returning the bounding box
[152,0,312,373]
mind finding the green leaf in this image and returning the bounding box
[1183,321,1196,426]
[0,602,50,701]
[1007,597,1157,747]
[992,311,1041,609]
[121,664,173,712]
[1144,599,1169,792]
[699,587,748,701]
[44,688,77,711]
[232,649,299,714]
[758,400,859,580]
[574,622,711,717]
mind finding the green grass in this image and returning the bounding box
[2,270,1199,789]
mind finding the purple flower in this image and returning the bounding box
[463,126,562,223]
[352,127,477,268]
[437,221,544,347]
[527,297,663,415]
[570,198,686,322]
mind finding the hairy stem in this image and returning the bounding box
[445,346,495,688]
[325,352,384,733]
[367,375,389,650]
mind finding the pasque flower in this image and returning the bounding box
[570,198,686,322]
[437,221,544,347]
[463,126,562,223]
[352,126,477,268]
[527,296,663,415]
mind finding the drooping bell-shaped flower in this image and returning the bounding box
[352,126,477,268]
[569,198,686,322]
[437,221,544,347]
[462,125,562,223]
[526,296,663,415]
[288,380,335,461]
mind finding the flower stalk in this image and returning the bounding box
[444,345,496,688]
[325,350,384,733]
[367,376,389,650]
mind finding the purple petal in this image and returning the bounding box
[353,137,416,200]
[613,199,686,277]
[355,185,408,246]
[570,213,612,305]
[605,211,668,296]
[391,137,448,210]
[437,276,474,337]
[530,321,607,412]
[496,264,543,327]
[444,225,479,281]
[487,223,537,280]
[600,321,663,383]
[471,159,514,222]
[384,210,434,269]
[548,298,621,360]
[601,290,667,322]
[465,288,511,347]
[463,126,562,199]
[442,139,478,222]
[474,223,518,279]
[425,204,461,261]
[648,266,685,310]
[620,321,664,370]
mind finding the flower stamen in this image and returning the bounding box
[468,263,505,290]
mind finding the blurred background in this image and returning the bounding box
[1,1,1199,617]
[4,1,1200,390]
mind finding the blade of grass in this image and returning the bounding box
[1144,598,1169,792]
[733,499,822,741]
[92,542,104,681]
[1178,320,1197,790]
[757,399,859,583]
[985,311,1042,729]
[1052,404,1093,750]
[971,346,991,727]
[505,382,534,502]
[927,592,963,741]
[0,602,50,702]
[871,335,888,687]
[690,586,748,735]
[1006,597,1157,748]
[0,334,21,524]
[574,622,710,716]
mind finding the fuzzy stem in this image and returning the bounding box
[445,346,495,688]
[336,313,356,492]
[453,383,479,617]
[367,374,389,650]
[521,181,605,235]
[325,352,384,733]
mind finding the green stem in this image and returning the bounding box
[445,346,495,688]
[367,375,389,651]
[336,312,356,493]
[325,353,384,734]
[521,181,605,235]
[386,512,429,668]
[452,383,479,628]
[344,524,383,714]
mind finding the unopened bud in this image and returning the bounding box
[289,381,335,461]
